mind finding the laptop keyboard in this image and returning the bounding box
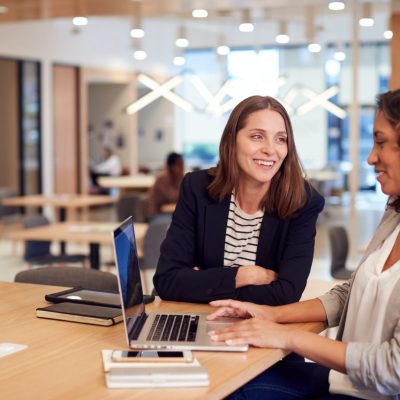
[146,314,199,342]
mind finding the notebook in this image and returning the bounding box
[111,216,248,352]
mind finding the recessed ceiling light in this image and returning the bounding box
[383,30,393,39]
[239,23,254,33]
[217,45,230,56]
[276,34,290,44]
[308,43,322,53]
[130,28,144,38]
[134,50,147,60]
[328,2,345,11]
[173,56,186,66]
[334,50,346,61]
[72,16,88,26]
[192,9,208,18]
[359,17,374,27]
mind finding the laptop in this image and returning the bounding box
[111,216,248,352]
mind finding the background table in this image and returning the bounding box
[8,222,148,269]
[0,282,326,400]
[1,194,117,221]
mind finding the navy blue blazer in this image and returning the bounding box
[153,169,325,305]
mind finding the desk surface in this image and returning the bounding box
[98,174,155,189]
[0,282,326,400]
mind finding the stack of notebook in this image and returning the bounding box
[36,287,123,326]
[101,350,209,388]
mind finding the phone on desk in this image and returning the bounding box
[111,350,194,363]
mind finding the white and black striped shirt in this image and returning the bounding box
[223,193,263,268]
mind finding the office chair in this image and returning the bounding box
[14,266,118,292]
[116,193,148,223]
[23,215,87,268]
[328,225,353,280]
[140,214,172,294]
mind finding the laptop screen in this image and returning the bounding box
[112,217,145,341]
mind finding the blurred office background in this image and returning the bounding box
[0,0,398,288]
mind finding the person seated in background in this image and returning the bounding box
[153,95,324,305]
[90,146,122,194]
[147,152,184,217]
[207,89,400,400]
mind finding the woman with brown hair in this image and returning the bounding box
[153,95,324,305]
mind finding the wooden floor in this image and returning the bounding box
[0,191,387,288]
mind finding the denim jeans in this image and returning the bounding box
[225,358,359,400]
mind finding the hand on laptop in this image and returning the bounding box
[206,299,273,321]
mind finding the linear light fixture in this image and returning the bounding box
[297,86,347,119]
[126,75,184,114]
[138,74,193,112]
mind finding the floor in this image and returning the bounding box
[0,191,387,290]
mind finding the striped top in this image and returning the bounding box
[223,193,264,267]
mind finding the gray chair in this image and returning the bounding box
[140,214,172,294]
[23,215,87,267]
[328,225,353,280]
[116,192,148,223]
[14,266,118,291]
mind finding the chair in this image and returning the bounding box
[14,266,118,292]
[23,215,87,267]
[116,192,148,223]
[328,225,353,280]
[140,214,172,294]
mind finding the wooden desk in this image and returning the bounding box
[0,282,325,400]
[1,194,117,222]
[8,222,148,269]
[98,175,155,191]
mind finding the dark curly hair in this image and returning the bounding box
[376,90,400,212]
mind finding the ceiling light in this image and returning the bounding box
[328,2,345,11]
[130,28,144,38]
[134,50,147,60]
[175,26,189,47]
[72,16,88,26]
[383,30,393,40]
[173,56,186,66]
[192,9,208,18]
[217,45,230,56]
[308,43,322,53]
[334,50,346,61]
[276,21,290,44]
[0,5,8,13]
[239,9,254,33]
[359,3,374,27]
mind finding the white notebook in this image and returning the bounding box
[102,350,209,388]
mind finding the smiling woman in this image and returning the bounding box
[153,95,325,305]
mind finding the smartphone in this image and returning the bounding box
[111,350,193,363]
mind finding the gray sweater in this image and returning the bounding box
[319,206,400,399]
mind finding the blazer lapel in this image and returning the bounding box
[203,195,230,267]
[256,214,280,266]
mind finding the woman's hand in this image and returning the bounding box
[208,318,293,349]
[207,299,275,321]
[235,265,278,288]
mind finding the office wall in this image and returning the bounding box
[0,59,19,192]
[88,83,133,170]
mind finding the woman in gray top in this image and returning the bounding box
[207,89,400,400]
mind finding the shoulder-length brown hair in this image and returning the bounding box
[377,89,400,213]
[208,95,307,219]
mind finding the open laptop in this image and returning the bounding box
[111,216,248,352]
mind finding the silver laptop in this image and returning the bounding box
[111,216,248,352]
